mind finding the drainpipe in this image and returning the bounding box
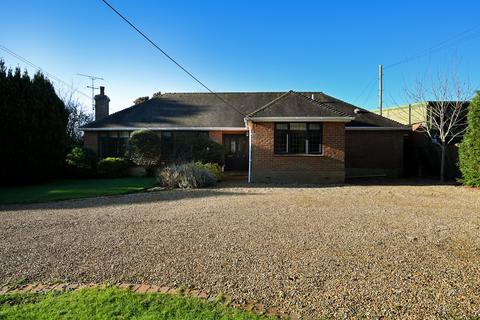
[245,117,252,183]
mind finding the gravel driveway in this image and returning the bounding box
[1,181,480,318]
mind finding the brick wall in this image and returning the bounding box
[83,131,98,154]
[345,130,405,178]
[209,131,223,144]
[250,122,346,184]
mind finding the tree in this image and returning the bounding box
[407,74,471,182]
[133,96,149,105]
[459,91,480,186]
[0,59,69,185]
[126,130,161,172]
[58,88,93,147]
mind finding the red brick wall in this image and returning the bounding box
[83,131,98,154]
[250,122,345,184]
[345,130,405,178]
[209,131,223,144]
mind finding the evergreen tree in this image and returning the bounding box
[459,91,480,186]
[0,59,68,185]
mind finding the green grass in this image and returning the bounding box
[0,177,156,204]
[0,287,274,320]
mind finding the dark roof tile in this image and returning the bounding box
[81,91,406,129]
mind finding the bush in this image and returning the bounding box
[195,162,223,181]
[65,147,98,178]
[97,157,129,178]
[459,91,480,186]
[174,136,225,165]
[157,162,216,189]
[126,130,161,172]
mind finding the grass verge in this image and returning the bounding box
[0,177,156,204]
[0,287,274,320]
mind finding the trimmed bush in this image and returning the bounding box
[97,157,129,178]
[459,91,480,186]
[126,130,161,173]
[157,162,216,189]
[195,162,223,181]
[65,147,98,178]
[174,136,225,165]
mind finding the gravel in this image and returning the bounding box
[1,181,480,318]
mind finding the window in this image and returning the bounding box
[98,131,131,157]
[274,123,323,155]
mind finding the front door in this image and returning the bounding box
[223,134,248,171]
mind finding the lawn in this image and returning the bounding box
[0,177,156,204]
[0,287,272,320]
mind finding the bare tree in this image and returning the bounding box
[58,88,93,146]
[407,74,471,182]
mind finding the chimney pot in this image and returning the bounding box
[100,86,105,95]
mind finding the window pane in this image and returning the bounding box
[118,138,128,156]
[274,130,288,153]
[308,132,322,153]
[162,131,173,137]
[161,131,174,160]
[119,131,130,138]
[275,123,288,130]
[289,131,306,153]
[308,123,323,154]
[290,123,306,131]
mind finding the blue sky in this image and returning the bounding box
[1,0,480,113]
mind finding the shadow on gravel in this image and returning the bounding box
[219,177,459,189]
[0,189,256,211]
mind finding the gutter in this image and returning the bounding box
[81,126,248,131]
[244,116,355,122]
[346,126,411,131]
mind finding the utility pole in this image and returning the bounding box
[77,73,104,110]
[378,64,383,115]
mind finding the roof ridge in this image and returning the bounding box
[247,91,292,117]
[248,90,350,118]
[294,92,349,117]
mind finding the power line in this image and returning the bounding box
[100,0,245,116]
[384,24,480,70]
[0,44,91,100]
[353,77,376,105]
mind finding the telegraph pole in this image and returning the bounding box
[378,64,383,115]
[77,73,104,110]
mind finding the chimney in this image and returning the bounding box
[94,86,110,121]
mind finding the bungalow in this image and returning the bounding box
[81,87,408,183]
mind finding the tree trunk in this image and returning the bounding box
[440,144,446,183]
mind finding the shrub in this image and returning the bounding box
[459,91,480,186]
[195,162,223,181]
[65,147,98,178]
[174,136,225,165]
[126,130,161,173]
[97,157,129,178]
[157,162,216,189]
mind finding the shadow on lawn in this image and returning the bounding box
[0,188,257,211]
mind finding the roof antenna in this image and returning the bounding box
[77,73,105,110]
